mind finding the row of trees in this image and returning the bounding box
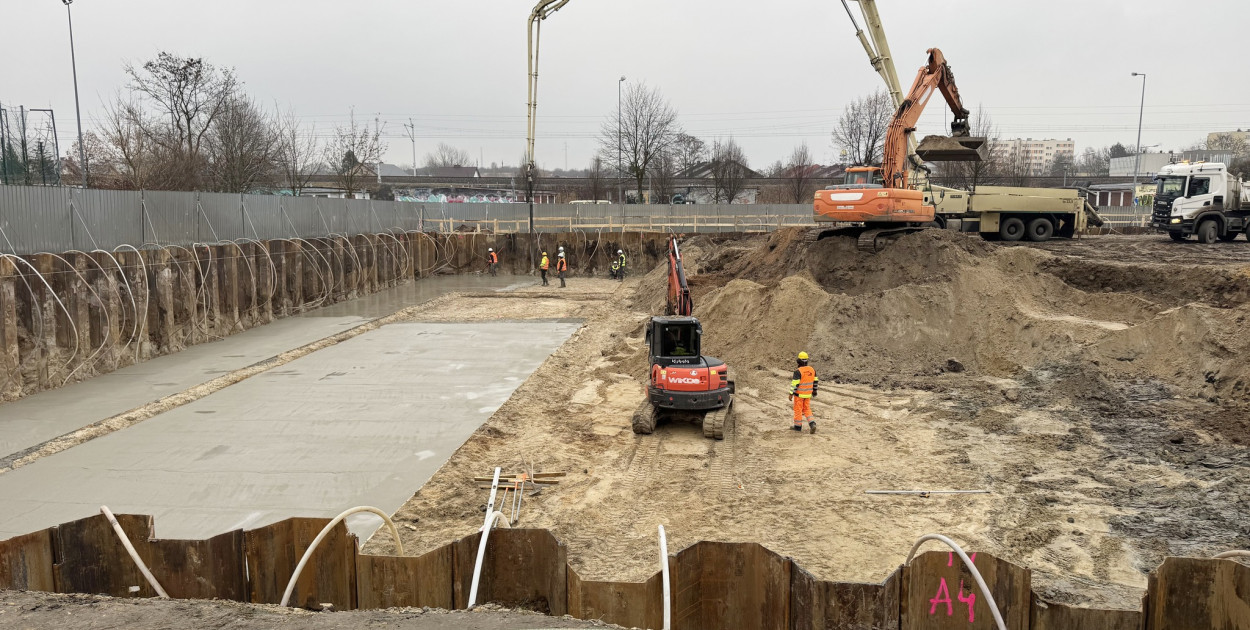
[580,82,821,203]
[62,52,388,197]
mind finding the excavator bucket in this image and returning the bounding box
[915,135,989,162]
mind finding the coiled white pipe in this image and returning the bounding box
[279,506,404,608]
[99,505,169,598]
[905,534,1006,630]
[1214,550,1250,560]
[659,525,671,630]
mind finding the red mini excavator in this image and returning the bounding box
[632,238,734,439]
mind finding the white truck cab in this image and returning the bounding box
[1151,162,1250,243]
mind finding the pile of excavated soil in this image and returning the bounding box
[370,231,1250,610]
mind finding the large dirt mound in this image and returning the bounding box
[689,229,1250,427]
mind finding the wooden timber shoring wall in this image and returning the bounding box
[2,515,1248,629]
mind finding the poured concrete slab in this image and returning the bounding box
[0,320,577,540]
[0,276,528,460]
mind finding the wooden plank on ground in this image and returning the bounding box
[53,513,155,597]
[356,544,455,610]
[145,530,246,601]
[1031,595,1142,630]
[1147,557,1250,630]
[451,529,567,615]
[901,550,1030,630]
[244,517,358,610]
[671,542,791,630]
[567,567,664,629]
[790,564,901,630]
[0,530,55,592]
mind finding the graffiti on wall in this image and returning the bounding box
[398,188,519,204]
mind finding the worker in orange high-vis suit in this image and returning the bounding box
[556,251,568,288]
[487,248,498,276]
[789,351,818,433]
[539,251,550,286]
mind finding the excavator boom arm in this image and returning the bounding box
[881,48,984,188]
[667,238,692,317]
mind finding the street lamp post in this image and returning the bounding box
[62,0,88,189]
[1131,72,1147,203]
[618,76,625,204]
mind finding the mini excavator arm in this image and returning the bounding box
[667,237,693,317]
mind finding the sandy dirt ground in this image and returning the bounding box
[365,233,1250,610]
[0,590,619,629]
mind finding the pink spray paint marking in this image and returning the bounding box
[929,577,953,617]
[947,551,977,566]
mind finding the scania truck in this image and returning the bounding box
[1150,162,1250,243]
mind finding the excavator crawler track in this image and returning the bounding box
[702,399,734,440]
[857,226,927,253]
[631,400,658,435]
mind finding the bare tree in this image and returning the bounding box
[275,108,319,196]
[1001,150,1033,187]
[204,95,278,193]
[830,90,892,167]
[583,156,607,201]
[672,132,707,173]
[934,106,998,190]
[424,142,473,169]
[762,160,786,178]
[1076,146,1110,176]
[97,97,163,189]
[124,52,238,188]
[62,132,119,189]
[710,137,751,204]
[599,82,680,203]
[322,110,386,198]
[785,142,816,203]
[1207,132,1249,157]
[649,151,677,203]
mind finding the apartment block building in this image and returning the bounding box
[989,138,1076,176]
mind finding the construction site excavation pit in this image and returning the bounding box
[365,231,1250,610]
[0,289,583,540]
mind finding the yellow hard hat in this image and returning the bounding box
[542,251,547,255]
[797,351,809,360]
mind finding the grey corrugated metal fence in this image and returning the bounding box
[0,186,815,254]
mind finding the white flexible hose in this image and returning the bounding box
[279,506,404,608]
[468,467,503,609]
[659,525,671,630]
[1214,550,1250,560]
[905,534,1007,630]
[99,505,169,598]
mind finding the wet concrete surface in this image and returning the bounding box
[0,275,529,460]
[0,320,579,540]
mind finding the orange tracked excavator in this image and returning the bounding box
[814,48,987,251]
[632,237,734,439]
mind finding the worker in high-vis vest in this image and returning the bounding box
[540,251,550,286]
[789,351,818,433]
[611,249,626,280]
[487,248,498,276]
[556,252,568,288]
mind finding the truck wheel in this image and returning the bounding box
[1169,232,1188,242]
[1025,217,1055,242]
[1196,220,1218,244]
[999,217,1025,242]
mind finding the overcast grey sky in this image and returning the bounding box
[5,0,1249,172]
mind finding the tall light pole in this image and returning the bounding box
[403,118,417,177]
[62,0,88,189]
[618,76,625,204]
[1131,72,1147,203]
